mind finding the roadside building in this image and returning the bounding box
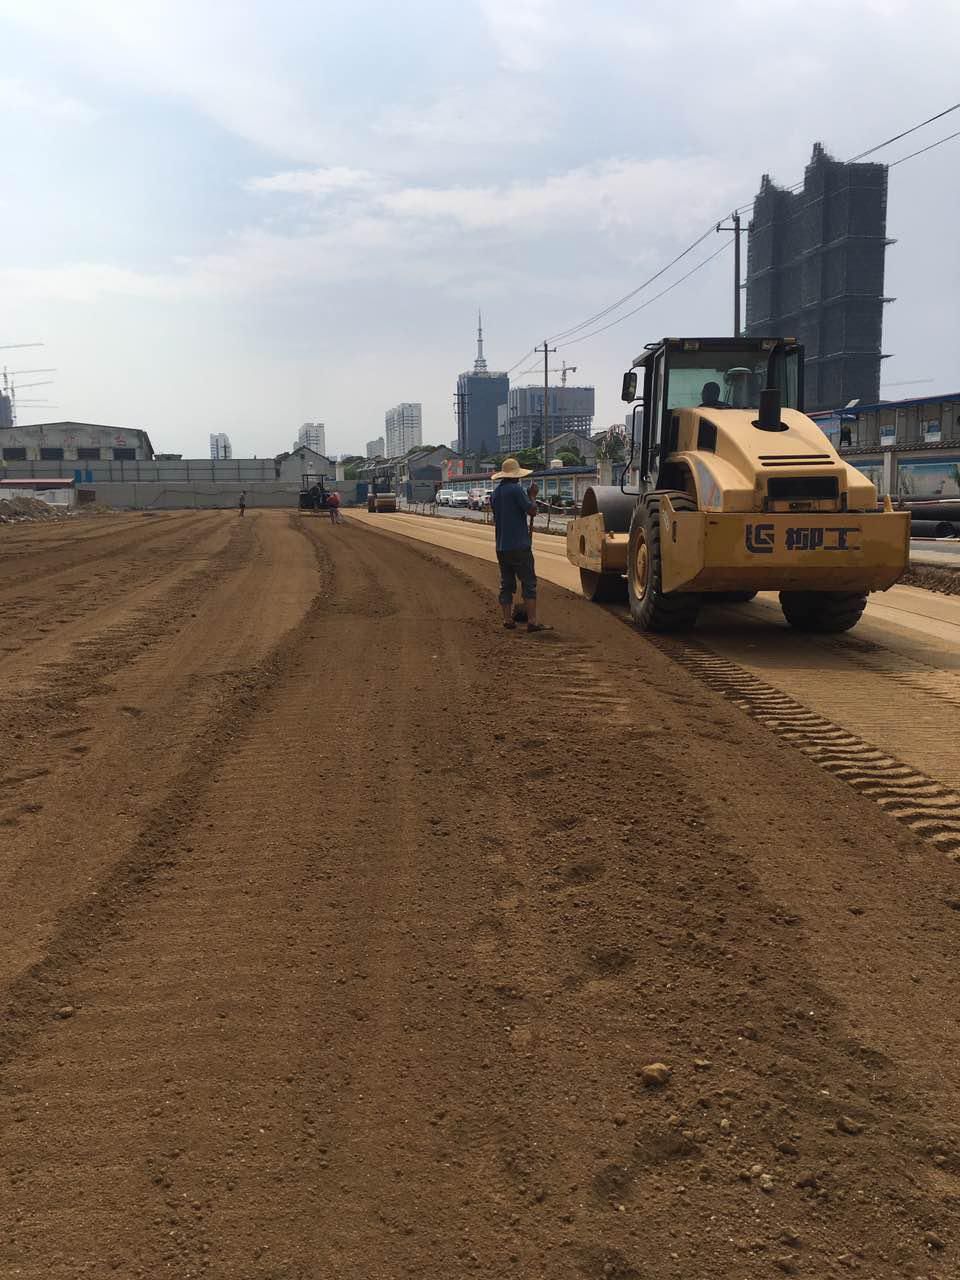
[276,446,335,483]
[439,470,496,499]
[812,390,960,499]
[528,465,599,508]
[358,445,456,504]
[366,436,385,458]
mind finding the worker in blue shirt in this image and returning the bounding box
[489,458,549,632]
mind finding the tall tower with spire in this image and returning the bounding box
[456,313,508,458]
[474,310,488,373]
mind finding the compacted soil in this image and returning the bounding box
[1,509,959,1279]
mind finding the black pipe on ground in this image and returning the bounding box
[904,501,960,523]
[911,519,958,539]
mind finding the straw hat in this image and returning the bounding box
[491,457,532,481]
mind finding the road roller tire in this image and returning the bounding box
[627,493,700,633]
[779,590,867,633]
[579,568,628,603]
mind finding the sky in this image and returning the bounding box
[0,0,957,459]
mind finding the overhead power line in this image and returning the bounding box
[556,241,731,348]
[546,225,716,344]
[888,127,960,167]
[507,100,960,360]
[848,102,960,163]
[505,348,537,376]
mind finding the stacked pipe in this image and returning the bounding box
[906,500,960,539]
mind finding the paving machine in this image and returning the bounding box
[566,337,909,632]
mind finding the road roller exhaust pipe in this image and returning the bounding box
[754,388,783,432]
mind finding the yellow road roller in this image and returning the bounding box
[566,337,909,633]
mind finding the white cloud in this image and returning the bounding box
[0,263,183,303]
[0,0,335,162]
[478,0,552,71]
[0,77,96,121]
[373,81,547,149]
[379,156,736,241]
[247,167,377,196]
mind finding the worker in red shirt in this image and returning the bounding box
[327,490,342,524]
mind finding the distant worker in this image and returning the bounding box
[328,489,342,524]
[490,458,549,633]
[700,381,725,408]
[238,489,246,517]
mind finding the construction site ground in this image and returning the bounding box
[1,508,959,1280]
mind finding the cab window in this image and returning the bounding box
[664,348,802,413]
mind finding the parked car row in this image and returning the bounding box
[434,488,492,509]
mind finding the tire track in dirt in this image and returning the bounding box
[651,638,960,859]
[0,511,229,673]
[0,510,184,588]
[2,515,959,1279]
[0,510,320,1006]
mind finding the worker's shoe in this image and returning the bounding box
[526,622,552,634]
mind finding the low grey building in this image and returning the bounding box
[1,420,154,464]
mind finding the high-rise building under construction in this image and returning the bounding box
[745,143,890,412]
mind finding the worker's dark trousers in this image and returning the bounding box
[497,549,537,604]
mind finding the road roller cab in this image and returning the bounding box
[566,337,910,633]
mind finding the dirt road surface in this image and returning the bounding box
[2,509,959,1279]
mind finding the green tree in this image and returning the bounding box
[556,447,585,467]
[595,426,627,464]
[515,447,542,471]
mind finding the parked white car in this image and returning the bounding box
[435,489,455,506]
[449,491,470,508]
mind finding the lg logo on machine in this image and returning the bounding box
[745,524,863,555]
[745,523,775,554]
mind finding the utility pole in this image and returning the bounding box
[716,211,742,337]
[453,389,469,455]
[536,339,557,472]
